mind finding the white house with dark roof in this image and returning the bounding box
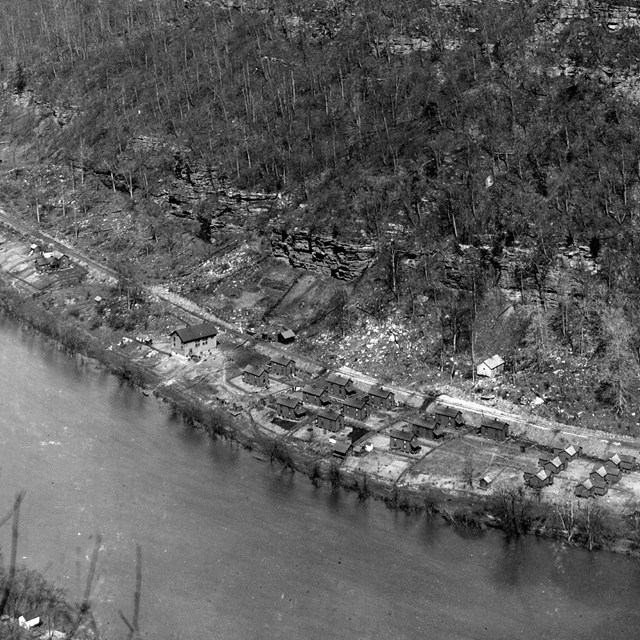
[170,322,218,356]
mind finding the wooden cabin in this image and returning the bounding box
[609,453,636,473]
[316,409,344,432]
[409,416,444,441]
[277,329,296,344]
[324,373,355,399]
[389,428,421,454]
[270,355,296,378]
[524,469,553,489]
[275,397,306,420]
[543,456,566,476]
[433,404,464,429]
[479,417,509,441]
[342,396,368,421]
[553,444,582,464]
[333,440,352,459]
[368,386,395,410]
[243,364,269,388]
[476,354,505,378]
[170,322,218,356]
[302,385,330,407]
[587,473,608,496]
[575,479,595,498]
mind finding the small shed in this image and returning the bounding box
[270,355,296,378]
[525,469,554,489]
[575,479,595,498]
[333,440,352,459]
[368,386,395,410]
[276,397,306,420]
[476,354,505,378]
[342,396,368,421]
[278,329,296,344]
[317,408,344,432]
[389,427,421,454]
[409,416,444,440]
[543,456,566,476]
[170,322,218,356]
[324,373,355,399]
[433,404,464,428]
[302,385,330,407]
[609,453,636,473]
[243,364,269,388]
[479,417,509,441]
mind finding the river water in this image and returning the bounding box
[0,319,639,639]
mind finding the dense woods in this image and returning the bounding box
[3,0,640,423]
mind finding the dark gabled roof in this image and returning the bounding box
[591,466,608,480]
[318,408,341,422]
[270,354,295,366]
[589,472,607,487]
[302,384,326,397]
[610,453,636,466]
[343,396,367,410]
[546,456,563,469]
[333,441,351,455]
[433,404,461,418]
[410,416,435,429]
[171,322,218,343]
[276,396,302,409]
[326,373,353,387]
[368,386,393,399]
[481,417,509,430]
[390,428,415,441]
[279,329,296,340]
[244,364,268,376]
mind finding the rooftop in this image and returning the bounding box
[482,354,505,369]
[172,322,218,343]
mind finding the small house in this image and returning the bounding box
[525,469,554,489]
[270,355,296,378]
[276,397,306,420]
[543,456,566,476]
[598,464,621,485]
[35,255,54,272]
[410,416,444,440]
[575,479,595,498]
[342,396,368,421]
[433,404,464,428]
[317,408,344,432]
[537,452,552,468]
[476,354,505,378]
[479,417,509,442]
[389,427,421,454]
[609,453,636,473]
[243,364,269,388]
[553,445,582,464]
[368,386,395,410]
[277,329,296,344]
[170,322,218,356]
[324,373,355,399]
[587,473,608,496]
[333,440,352,459]
[302,385,330,407]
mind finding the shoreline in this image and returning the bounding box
[0,276,637,557]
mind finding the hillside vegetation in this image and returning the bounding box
[2,0,640,427]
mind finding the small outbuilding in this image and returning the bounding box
[243,364,269,388]
[409,416,444,440]
[302,385,330,407]
[389,427,421,454]
[368,386,395,410]
[333,440,352,459]
[342,396,368,421]
[479,417,509,441]
[277,329,296,344]
[476,354,505,378]
[170,322,218,356]
[275,397,306,420]
[324,373,355,399]
[270,355,296,378]
[317,408,344,432]
[433,404,464,428]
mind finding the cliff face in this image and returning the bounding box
[271,228,376,281]
[557,0,640,29]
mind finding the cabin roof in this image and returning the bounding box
[171,322,218,343]
[333,441,351,454]
[481,417,509,430]
[368,386,392,399]
[270,355,295,366]
[302,385,326,397]
[482,354,505,369]
[244,364,268,376]
[390,428,415,441]
[343,396,367,410]
[326,373,353,387]
[317,408,341,422]
[276,396,301,409]
[279,329,296,340]
[433,404,461,418]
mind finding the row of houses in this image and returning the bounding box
[575,453,636,498]
[524,444,582,489]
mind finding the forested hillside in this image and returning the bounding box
[3,0,640,427]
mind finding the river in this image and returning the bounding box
[0,319,639,639]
